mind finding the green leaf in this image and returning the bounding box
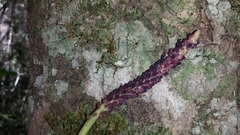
[0,68,17,78]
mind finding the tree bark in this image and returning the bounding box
[27,0,240,135]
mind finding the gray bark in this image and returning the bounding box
[27,0,240,134]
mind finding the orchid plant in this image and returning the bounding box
[78,30,200,135]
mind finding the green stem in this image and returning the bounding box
[78,104,107,135]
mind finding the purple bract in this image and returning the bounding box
[97,30,200,115]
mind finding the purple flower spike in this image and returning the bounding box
[97,30,200,114]
[78,30,200,135]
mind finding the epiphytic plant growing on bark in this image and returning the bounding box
[78,30,200,135]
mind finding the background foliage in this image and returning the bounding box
[0,0,28,134]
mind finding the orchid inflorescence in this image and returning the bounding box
[78,30,200,135]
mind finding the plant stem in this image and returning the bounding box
[78,104,107,135]
[78,30,200,135]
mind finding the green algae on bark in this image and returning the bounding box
[78,30,200,135]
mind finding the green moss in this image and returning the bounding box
[44,102,130,135]
[154,0,198,37]
[63,0,147,71]
[44,111,61,134]
[79,0,111,16]
[165,23,175,37]
[52,0,65,11]
[44,101,172,135]
[191,75,237,134]
[90,112,129,135]
[153,15,174,37]
[171,49,225,100]
[172,60,195,84]
[167,0,187,13]
[202,49,225,81]
[177,16,194,25]
[196,94,209,101]
[202,122,218,135]
[171,60,195,100]
[212,75,237,100]
[226,3,240,41]
[202,122,219,134]
[120,124,172,135]
[141,125,172,135]
[44,109,86,135]
[192,104,218,135]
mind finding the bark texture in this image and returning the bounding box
[27,0,240,135]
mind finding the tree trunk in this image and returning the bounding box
[27,0,240,134]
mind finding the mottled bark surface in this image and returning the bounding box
[27,0,240,135]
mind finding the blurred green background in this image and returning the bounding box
[0,0,28,134]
